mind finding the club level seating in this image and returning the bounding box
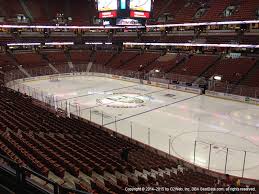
[1,86,258,193]
[163,35,194,43]
[200,35,238,44]
[0,29,258,46]
[141,34,162,42]
[0,36,15,43]
[112,36,138,42]
[47,36,76,42]
[141,32,259,45]
[1,32,258,45]
[241,34,259,44]
[82,35,109,42]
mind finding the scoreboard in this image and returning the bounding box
[130,0,152,12]
[97,0,118,12]
[97,0,153,22]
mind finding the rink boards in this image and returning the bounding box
[6,72,259,180]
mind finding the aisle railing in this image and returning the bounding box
[0,152,89,194]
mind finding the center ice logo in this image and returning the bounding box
[96,93,151,108]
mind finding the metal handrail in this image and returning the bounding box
[0,153,90,194]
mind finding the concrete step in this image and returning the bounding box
[78,171,93,190]
[125,170,138,183]
[135,169,148,180]
[115,170,128,184]
[104,171,117,184]
[92,171,105,185]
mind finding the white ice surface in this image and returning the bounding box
[21,75,259,180]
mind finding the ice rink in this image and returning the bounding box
[20,75,259,180]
